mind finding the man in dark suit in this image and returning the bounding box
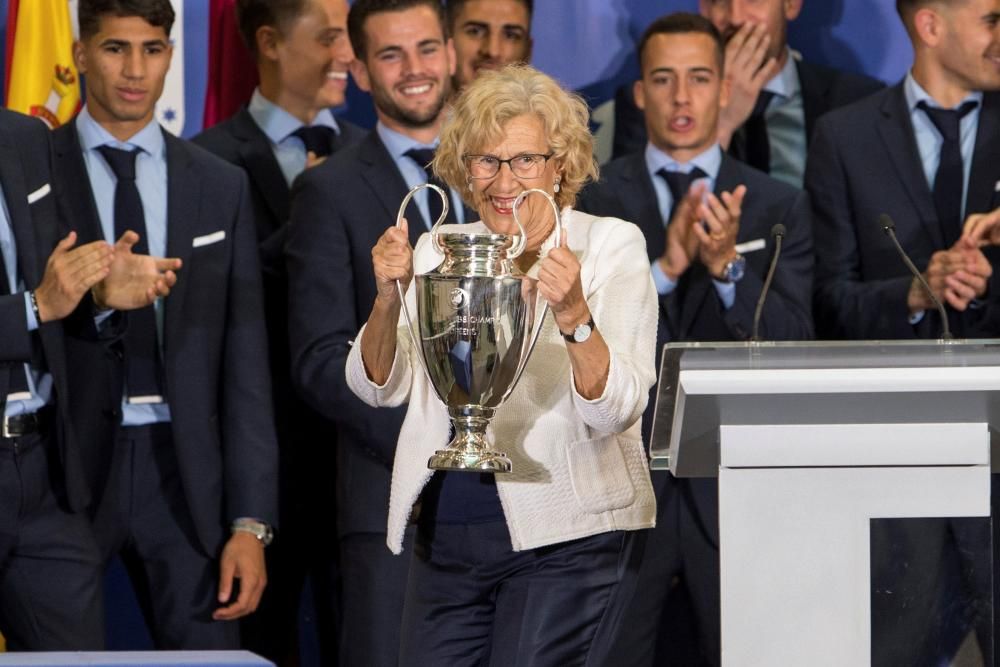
[808,0,1000,339]
[613,0,883,188]
[808,2,1000,662]
[0,107,181,650]
[578,13,813,666]
[286,0,463,664]
[193,1,363,662]
[51,0,278,649]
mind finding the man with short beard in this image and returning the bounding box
[447,0,532,93]
[284,0,465,664]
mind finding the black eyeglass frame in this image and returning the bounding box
[462,152,555,179]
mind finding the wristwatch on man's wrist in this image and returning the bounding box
[715,253,746,283]
[562,316,595,344]
[231,518,273,546]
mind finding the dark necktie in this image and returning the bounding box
[917,99,979,246]
[0,252,30,396]
[744,91,776,173]
[292,125,338,158]
[96,145,164,401]
[405,148,457,227]
[657,166,709,224]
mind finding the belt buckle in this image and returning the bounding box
[1,416,14,438]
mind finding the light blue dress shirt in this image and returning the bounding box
[761,50,807,189]
[645,142,736,309]
[246,88,342,187]
[376,122,467,230]
[902,73,982,325]
[77,106,171,426]
[903,72,982,221]
[0,186,51,417]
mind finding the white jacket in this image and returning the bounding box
[347,208,658,554]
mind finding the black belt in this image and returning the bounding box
[1,407,52,439]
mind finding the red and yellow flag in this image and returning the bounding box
[4,0,81,128]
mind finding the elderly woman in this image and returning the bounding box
[347,65,657,665]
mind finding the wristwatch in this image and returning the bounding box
[716,253,746,283]
[562,316,595,344]
[231,518,274,546]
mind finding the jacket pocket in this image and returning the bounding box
[566,435,637,514]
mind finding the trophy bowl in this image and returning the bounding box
[395,186,560,473]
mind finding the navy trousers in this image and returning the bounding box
[93,423,239,650]
[399,519,643,666]
[0,429,104,650]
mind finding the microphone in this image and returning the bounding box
[879,213,953,340]
[751,223,786,342]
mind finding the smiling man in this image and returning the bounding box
[192,2,363,661]
[284,0,463,664]
[50,0,277,650]
[578,12,813,666]
[447,0,532,93]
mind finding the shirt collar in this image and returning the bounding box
[763,48,801,99]
[247,88,342,144]
[904,71,983,111]
[644,142,723,181]
[77,104,165,157]
[376,121,439,159]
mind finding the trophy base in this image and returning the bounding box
[427,449,512,473]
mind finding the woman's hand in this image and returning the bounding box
[538,230,589,333]
[372,218,413,304]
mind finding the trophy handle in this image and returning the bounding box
[393,183,448,387]
[504,189,564,396]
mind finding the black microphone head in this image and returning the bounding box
[878,213,896,235]
[770,223,786,239]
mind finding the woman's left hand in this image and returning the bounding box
[538,231,590,332]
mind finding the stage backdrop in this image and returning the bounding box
[0,0,911,164]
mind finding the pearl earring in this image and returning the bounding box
[467,181,473,192]
[553,179,561,193]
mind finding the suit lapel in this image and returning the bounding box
[358,133,424,246]
[163,131,200,351]
[232,109,289,228]
[796,60,827,146]
[967,92,1000,215]
[617,155,667,262]
[52,120,105,244]
[876,84,941,247]
[0,131,40,286]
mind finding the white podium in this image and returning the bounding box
[650,340,1000,666]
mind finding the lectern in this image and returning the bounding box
[651,340,1000,666]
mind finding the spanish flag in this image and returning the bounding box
[4,0,81,128]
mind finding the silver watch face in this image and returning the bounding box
[573,323,593,343]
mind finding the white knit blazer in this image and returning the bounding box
[347,208,658,554]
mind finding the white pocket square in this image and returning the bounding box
[735,238,766,254]
[27,183,51,204]
[995,180,1000,192]
[192,230,226,248]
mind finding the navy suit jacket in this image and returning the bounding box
[578,151,814,345]
[51,118,278,556]
[0,110,91,513]
[193,108,364,510]
[613,59,884,162]
[286,130,425,538]
[806,84,1000,339]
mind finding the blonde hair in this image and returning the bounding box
[433,64,598,210]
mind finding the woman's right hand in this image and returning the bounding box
[372,218,413,303]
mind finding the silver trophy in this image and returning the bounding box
[396,185,561,473]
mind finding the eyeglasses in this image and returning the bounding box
[463,152,554,179]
